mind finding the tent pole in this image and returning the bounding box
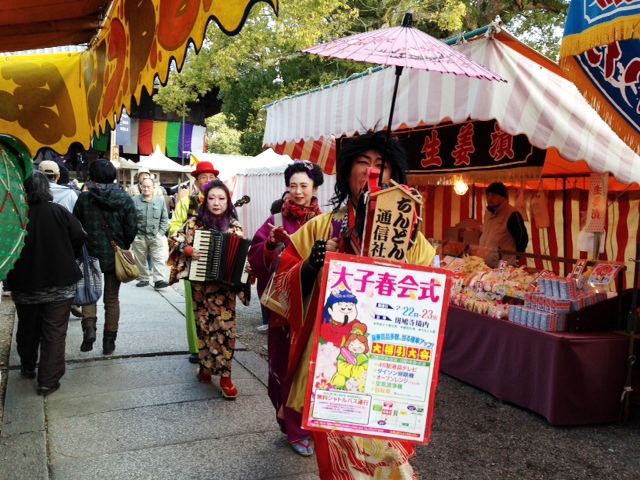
[562,178,567,276]
[622,237,639,423]
[471,184,476,219]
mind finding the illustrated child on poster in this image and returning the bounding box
[330,321,369,393]
[320,286,359,349]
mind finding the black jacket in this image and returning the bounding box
[74,184,137,273]
[8,201,87,291]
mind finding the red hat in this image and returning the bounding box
[191,161,219,178]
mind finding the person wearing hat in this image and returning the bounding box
[167,160,219,364]
[38,160,79,213]
[479,182,528,267]
[127,167,165,197]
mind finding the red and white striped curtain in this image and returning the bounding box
[421,185,640,288]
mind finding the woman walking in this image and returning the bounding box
[73,160,137,354]
[248,160,324,456]
[169,180,250,399]
[8,171,87,396]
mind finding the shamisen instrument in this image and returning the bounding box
[189,230,251,287]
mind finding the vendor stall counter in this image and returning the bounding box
[441,306,628,425]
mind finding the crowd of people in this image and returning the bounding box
[7,133,447,478]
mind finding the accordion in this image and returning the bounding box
[188,230,251,287]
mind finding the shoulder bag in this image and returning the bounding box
[74,244,102,305]
[93,202,140,283]
[260,213,287,317]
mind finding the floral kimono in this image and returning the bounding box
[169,216,250,377]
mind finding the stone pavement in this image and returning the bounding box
[0,281,319,480]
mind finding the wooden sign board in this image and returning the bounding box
[363,184,420,262]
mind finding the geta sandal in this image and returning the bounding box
[289,437,314,457]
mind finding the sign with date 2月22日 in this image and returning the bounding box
[302,252,452,444]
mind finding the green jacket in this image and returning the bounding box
[74,184,138,273]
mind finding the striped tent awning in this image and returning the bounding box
[264,29,640,187]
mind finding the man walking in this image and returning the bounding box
[132,178,170,289]
[38,160,78,212]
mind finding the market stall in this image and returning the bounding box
[442,306,627,425]
[261,24,640,424]
[262,25,640,285]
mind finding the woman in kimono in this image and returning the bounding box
[169,180,250,399]
[274,132,436,479]
[248,160,324,456]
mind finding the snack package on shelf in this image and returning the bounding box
[510,273,611,332]
[442,249,616,330]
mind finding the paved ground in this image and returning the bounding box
[1,280,640,479]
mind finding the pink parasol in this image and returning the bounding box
[303,13,505,184]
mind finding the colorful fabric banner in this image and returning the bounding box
[113,119,205,158]
[178,124,194,160]
[560,1,640,153]
[0,53,93,156]
[166,122,182,158]
[561,1,640,57]
[151,121,168,154]
[138,120,154,155]
[0,0,278,156]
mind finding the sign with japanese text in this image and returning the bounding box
[364,186,417,262]
[585,172,608,232]
[396,119,547,176]
[303,252,451,444]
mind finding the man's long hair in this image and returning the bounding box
[330,131,408,211]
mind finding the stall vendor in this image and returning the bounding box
[479,182,528,267]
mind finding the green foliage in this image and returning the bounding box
[205,114,242,155]
[461,1,569,60]
[154,0,568,154]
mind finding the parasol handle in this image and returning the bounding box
[381,65,403,188]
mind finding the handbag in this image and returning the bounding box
[114,245,140,283]
[260,213,289,317]
[93,201,140,283]
[74,245,102,306]
[260,265,287,318]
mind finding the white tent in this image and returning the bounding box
[117,145,192,187]
[138,145,193,173]
[190,152,254,182]
[231,149,336,237]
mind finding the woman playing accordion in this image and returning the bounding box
[168,180,250,399]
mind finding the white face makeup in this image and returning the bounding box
[206,187,228,217]
[288,172,317,207]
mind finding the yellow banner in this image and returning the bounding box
[0,0,278,156]
[0,53,92,156]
